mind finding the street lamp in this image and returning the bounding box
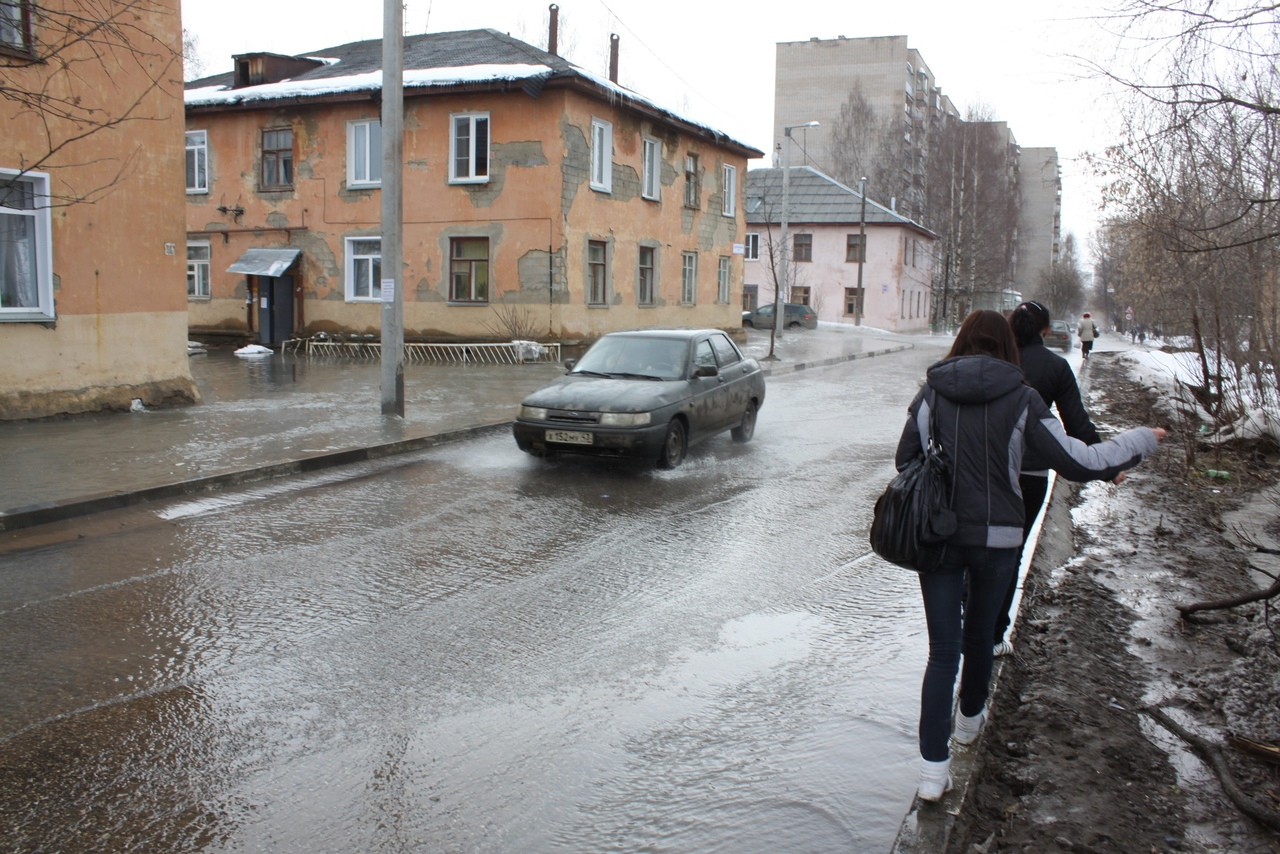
[855,176,866,326]
[770,120,819,360]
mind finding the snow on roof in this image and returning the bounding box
[185,63,554,107]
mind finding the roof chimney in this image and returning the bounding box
[548,4,559,56]
[609,33,619,83]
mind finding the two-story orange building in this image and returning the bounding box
[2,0,196,420]
[184,28,763,346]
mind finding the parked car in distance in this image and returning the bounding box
[1046,319,1072,352]
[513,329,766,469]
[742,302,817,330]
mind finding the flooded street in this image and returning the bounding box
[0,347,943,852]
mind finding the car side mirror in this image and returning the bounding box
[694,365,718,378]
[564,358,577,371]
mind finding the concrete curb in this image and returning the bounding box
[1,340,914,533]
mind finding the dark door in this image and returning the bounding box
[257,275,294,345]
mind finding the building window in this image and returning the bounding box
[0,169,54,321]
[792,285,811,306]
[846,233,865,263]
[345,237,381,301]
[450,112,490,183]
[450,237,489,302]
[681,251,697,304]
[721,164,736,217]
[793,233,812,262]
[347,119,382,187]
[641,137,661,201]
[185,131,208,194]
[0,1,32,55]
[744,233,759,261]
[637,245,655,306]
[590,118,613,193]
[684,153,699,208]
[261,128,293,189]
[717,256,731,304]
[587,240,608,305]
[187,242,211,298]
[742,284,758,312]
[844,286,864,317]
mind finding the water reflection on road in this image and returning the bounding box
[0,347,942,853]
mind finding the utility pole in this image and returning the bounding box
[856,176,866,327]
[379,0,405,416]
[771,121,818,360]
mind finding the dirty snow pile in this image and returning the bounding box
[1119,346,1280,444]
[234,344,273,358]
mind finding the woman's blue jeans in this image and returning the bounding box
[917,545,1018,761]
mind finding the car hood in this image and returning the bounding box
[521,375,688,412]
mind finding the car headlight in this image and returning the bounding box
[519,405,548,420]
[599,411,652,427]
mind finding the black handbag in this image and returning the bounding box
[869,389,957,572]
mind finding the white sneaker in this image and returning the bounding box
[953,708,988,745]
[993,640,1014,657]
[917,757,953,802]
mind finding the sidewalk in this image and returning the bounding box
[0,325,922,532]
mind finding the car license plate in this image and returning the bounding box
[545,429,592,445]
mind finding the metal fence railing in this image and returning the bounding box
[285,338,561,365]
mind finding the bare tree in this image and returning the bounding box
[1034,232,1086,318]
[1,0,182,207]
[182,27,204,81]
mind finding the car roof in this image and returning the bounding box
[600,328,723,340]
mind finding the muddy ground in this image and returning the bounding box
[947,353,1280,853]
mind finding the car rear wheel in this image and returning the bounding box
[656,420,686,469]
[742,320,754,328]
[787,321,801,329]
[731,400,757,443]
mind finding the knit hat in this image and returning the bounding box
[1082,312,1090,318]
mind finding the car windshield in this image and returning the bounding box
[572,336,688,381]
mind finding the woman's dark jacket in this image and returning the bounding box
[895,355,1157,549]
[1018,337,1101,474]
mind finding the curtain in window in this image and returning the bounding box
[0,212,36,308]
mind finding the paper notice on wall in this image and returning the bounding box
[260,297,268,308]
[381,279,395,302]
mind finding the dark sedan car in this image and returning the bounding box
[742,302,817,330]
[513,329,766,468]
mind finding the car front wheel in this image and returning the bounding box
[656,419,687,469]
[731,400,757,443]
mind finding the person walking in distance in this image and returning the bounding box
[1078,312,1098,360]
[896,310,1166,803]
[993,302,1102,658]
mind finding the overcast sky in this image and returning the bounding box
[182,0,1128,253]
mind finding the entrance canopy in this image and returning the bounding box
[227,248,300,277]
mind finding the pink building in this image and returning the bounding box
[743,167,936,333]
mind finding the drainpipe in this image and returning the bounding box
[548,4,558,55]
[609,34,619,83]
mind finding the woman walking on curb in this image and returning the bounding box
[992,301,1103,658]
[895,310,1166,802]
[1078,312,1098,360]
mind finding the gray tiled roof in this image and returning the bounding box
[188,29,578,89]
[745,167,934,235]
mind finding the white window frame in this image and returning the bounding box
[345,236,382,302]
[590,118,613,193]
[187,241,211,299]
[641,136,661,201]
[185,130,208,194]
[717,255,731,304]
[449,112,490,184]
[721,164,736,217]
[347,119,382,188]
[744,233,759,261]
[637,244,656,306]
[681,251,697,305]
[0,168,54,322]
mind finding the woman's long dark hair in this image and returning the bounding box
[1010,301,1051,347]
[947,310,1020,366]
